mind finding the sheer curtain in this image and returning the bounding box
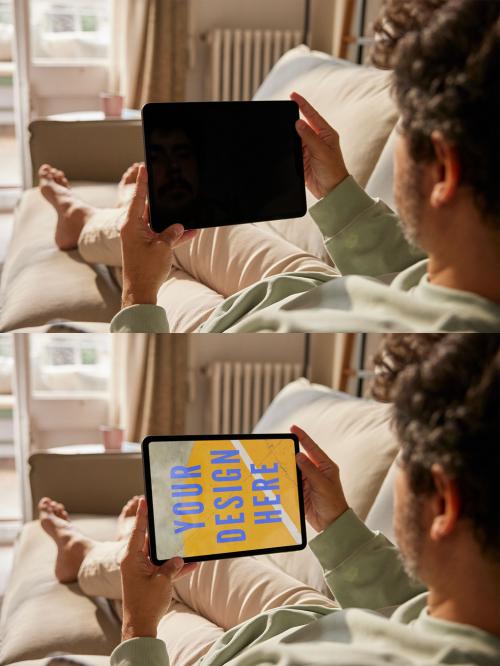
[110,0,189,108]
[110,334,189,442]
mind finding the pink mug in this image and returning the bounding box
[100,426,125,451]
[100,93,124,118]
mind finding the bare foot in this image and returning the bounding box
[116,495,141,540]
[38,164,94,251]
[116,162,142,207]
[39,497,94,583]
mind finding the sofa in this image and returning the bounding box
[0,45,399,332]
[0,378,399,664]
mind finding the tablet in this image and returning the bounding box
[142,101,306,232]
[142,434,307,564]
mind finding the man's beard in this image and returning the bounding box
[394,158,426,248]
[394,489,426,583]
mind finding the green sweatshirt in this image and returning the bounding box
[110,177,500,333]
[110,510,500,665]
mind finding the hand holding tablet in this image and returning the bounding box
[142,434,307,564]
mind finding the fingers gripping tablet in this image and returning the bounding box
[142,434,307,564]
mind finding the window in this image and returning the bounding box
[30,333,111,396]
[0,334,13,397]
[0,0,13,63]
[0,335,18,527]
[30,0,111,62]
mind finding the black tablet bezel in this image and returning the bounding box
[141,101,306,232]
[142,433,307,565]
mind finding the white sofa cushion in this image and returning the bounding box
[365,125,397,211]
[253,378,398,597]
[254,378,397,520]
[254,46,399,263]
[365,459,397,543]
[0,518,121,665]
[0,184,121,332]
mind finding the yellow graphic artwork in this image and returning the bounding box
[150,438,302,560]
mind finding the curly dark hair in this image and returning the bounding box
[371,334,500,557]
[371,0,500,224]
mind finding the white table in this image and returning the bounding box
[46,109,141,122]
[46,442,141,454]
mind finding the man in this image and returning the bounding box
[39,333,500,665]
[40,0,500,333]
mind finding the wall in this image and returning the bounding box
[184,333,383,432]
[185,333,308,431]
[186,0,384,100]
[186,0,305,101]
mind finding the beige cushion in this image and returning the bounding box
[0,518,121,665]
[254,379,397,598]
[255,46,398,262]
[0,184,121,332]
[255,379,396,520]
[29,119,144,184]
[29,451,144,517]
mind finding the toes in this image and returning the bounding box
[38,497,68,519]
[38,164,52,178]
[55,501,68,518]
[38,165,69,188]
[38,496,52,510]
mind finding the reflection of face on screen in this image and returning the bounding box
[149,438,301,560]
[150,127,200,216]
[144,102,306,231]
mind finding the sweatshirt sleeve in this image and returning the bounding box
[309,176,425,278]
[111,637,169,666]
[309,509,425,610]
[110,304,170,333]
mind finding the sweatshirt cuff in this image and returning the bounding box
[309,175,377,240]
[111,637,169,666]
[110,305,170,333]
[309,508,377,571]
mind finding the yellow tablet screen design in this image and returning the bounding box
[148,437,303,560]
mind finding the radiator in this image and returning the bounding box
[207,361,303,433]
[208,28,303,101]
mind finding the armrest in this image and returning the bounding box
[29,119,144,184]
[29,451,144,516]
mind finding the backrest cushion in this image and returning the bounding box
[254,378,397,521]
[253,45,399,261]
[253,378,398,597]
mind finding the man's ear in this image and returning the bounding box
[429,131,461,209]
[429,464,461,541]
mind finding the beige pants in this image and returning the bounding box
[78,536,336,666]
[77,185,338,332]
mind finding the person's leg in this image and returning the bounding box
[157,268,225,332]
[40,494,336,623]
[38,163,131,266]
[41,163,337,298]
[38,495,133,599]
[158,601,224,666]
[172,223,339,299]
[172,556,338,632]
[76,497,145,599]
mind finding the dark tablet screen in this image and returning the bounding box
[142,101,306,231]
[142,434,306,564]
